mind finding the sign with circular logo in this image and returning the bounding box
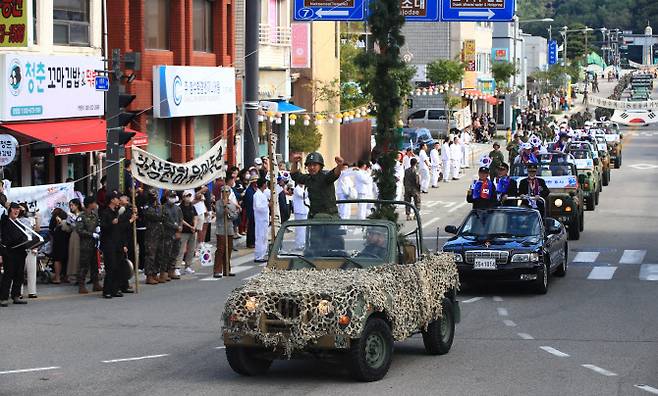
[0,134,18,166]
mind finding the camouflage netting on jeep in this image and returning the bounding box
[223,253,458,357]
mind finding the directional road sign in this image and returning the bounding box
[400,0,440,22]
[95,76,109,91]
[548,40,558,65]
[293,0,366,21]
[440,0,515,22]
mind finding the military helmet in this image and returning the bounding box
[305,152,324,167]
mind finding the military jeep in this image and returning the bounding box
[568,149,600,210]
[511,153,585,240]
[222,200,460,382]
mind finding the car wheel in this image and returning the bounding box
[579,209,585,231]
[422,298,455,355]
[349,317,393,382]
[554,248,568,277]
[225,346,272,376]
[568,216,581,240]
[533,261,549,294]
[614,157,621,169]
[586,195,595,211]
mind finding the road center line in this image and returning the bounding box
[635,384,658,395]
[582,364,618,377]
[214,346,226,350]
[461,296,483,304]
[497,307,509,316]
[539,346,570,357]
[101,354,169,363]
[0,366,60,375]
[517,333,534,340]
[493,296,503,302]
[503,320,516,327]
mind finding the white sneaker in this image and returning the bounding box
[184,267,196,275]
[174,268,181,277]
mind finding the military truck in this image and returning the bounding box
[511,153,585,240]
[222,201,460,382]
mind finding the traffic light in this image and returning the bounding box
[118,93,138,128]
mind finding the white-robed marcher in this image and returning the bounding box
[450,137,463,180]
[395,156,405,201]
[441,139,452,182]
[418,143,431,193]
[292,183,309,250]
[461,130,472,168]
[429,142,441,187]
[253,181,270,261]
[353,162,374,219]
[335,165,354,219]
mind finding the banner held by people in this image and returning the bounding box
[7,182,75,227]
[130,140,226,190]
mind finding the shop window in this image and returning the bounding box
[53,0,90,46]
[145,0,170,50]
[194,116,214,156]
[146,115,172,160]
[193,0,213,52]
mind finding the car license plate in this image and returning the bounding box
[474,258,496,270]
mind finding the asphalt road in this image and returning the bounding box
[2,126,657,396]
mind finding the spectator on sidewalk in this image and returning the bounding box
[430,142,441,188]
[100,192,126,299]
[441,136,452,182]
[62,199,83,284]
[176,190,198,275]
[214,186,239,278]
[0,202,29,307]
[49,207,69,284]
[243,174,258,249]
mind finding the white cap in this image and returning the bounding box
[254,158,263,165]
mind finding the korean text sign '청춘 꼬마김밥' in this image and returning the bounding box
[130,140,226,191]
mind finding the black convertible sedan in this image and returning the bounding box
[442,206,568,294]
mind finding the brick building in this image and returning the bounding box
[107,0,239,164]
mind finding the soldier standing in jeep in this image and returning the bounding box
[290,152,345,219]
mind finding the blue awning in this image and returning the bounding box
[274,100,306,114]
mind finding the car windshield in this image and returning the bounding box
[275,224,391,269]
[460,210,541,238]
[571,150,591,159]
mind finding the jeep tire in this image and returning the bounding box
[602,170,609,186]
[595,190,600,206]
[422,298,455,355]
[586,195,595,211]
[349,318,393,382]
[226,346,272,376]
[568,215,580,240]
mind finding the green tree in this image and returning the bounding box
[355,0,414,223]
[427,59,465,134]
[288,123,322,154]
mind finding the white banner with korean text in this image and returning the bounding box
[131,140,226,190]
[589,95,658,111]
[7,182,75,227]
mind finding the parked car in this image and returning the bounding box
[406,108,457,138]
[400,128,439,152]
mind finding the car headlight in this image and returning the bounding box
[452,253,463,262]
[245,296,258,312]
[511,253,540,262]
[554,198,563,208]
[317,299,333,316]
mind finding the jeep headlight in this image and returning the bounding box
[511,253,539,262]
[245,296,258,312]
[317,299,333,316]
[554,198,563,208]
[453,253,463,262]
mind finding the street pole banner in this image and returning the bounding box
[131,140,226,191]
[588,95,658,110]
[7,182,75,227]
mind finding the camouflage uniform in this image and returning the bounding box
[161,201,183,273]
[75,211,100,283]
[143,203,165,277]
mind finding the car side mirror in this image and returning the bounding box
[578,174,586,185]
[445,225,458,234]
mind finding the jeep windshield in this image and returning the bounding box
[511,155,575,177]
[275,224,391,269]
[459,210,542,239]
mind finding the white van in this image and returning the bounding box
[406,108,457,137]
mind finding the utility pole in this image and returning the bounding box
[243,0,261,168]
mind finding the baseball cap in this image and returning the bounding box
[254,158,263,166]
[478,166,490,173]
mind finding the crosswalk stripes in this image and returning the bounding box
[573,251,600,263]
[619,250,646,264]
[586,266,618,280]
[639,264,658,281]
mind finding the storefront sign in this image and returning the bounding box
[492,48,509,62]
[0,54,104,121]
[131,139,226,190]
[153,66,236,118]
[0,134,18,165]
[7,182,75,227]
[463,40,476,71]
[291,23,311,68]
[0,0,27,47]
